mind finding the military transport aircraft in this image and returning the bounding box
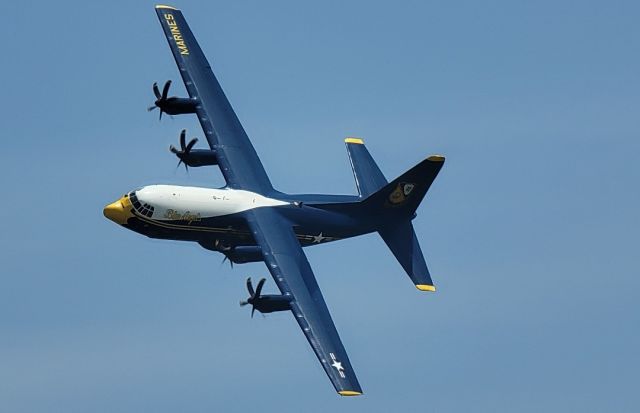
[103,5,445,396]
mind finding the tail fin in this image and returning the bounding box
[372,155,444,291]
[362,155,444,219]
[344,138,387,197]
[379,220,435,291]
[320,147,445,292]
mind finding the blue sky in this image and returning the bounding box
[1,1,638,411]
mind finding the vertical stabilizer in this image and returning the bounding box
[361,155,444,219]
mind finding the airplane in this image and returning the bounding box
[103,5,445,396]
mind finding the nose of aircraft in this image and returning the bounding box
[103,196,133,225]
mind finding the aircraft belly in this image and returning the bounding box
[124,212,255,246]
[123,206,370,249]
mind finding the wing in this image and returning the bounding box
[155,5,273,193]
[245,207,363,396]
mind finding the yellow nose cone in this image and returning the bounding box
[103,196,133,225]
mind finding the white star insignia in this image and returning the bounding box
[312,232,328,243]
[329,352,346,378]
[331,360,344,372]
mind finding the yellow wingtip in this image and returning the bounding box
[345,137,364,144]
[416,284,436,292]
[155,4,179,10]
[338,390,363,396]
[427,155,445,162]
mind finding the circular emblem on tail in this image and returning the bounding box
[388,182,415,205]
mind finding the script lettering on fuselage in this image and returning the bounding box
[164,13,189,55]
[164,209,201,223]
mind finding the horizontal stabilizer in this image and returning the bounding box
[345,138,387,197]
[379,220,435,291]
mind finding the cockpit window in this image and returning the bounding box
[128,191,154,218]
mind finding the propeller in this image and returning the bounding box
[239,277,266,318]
[170,129,198,171]
[148,80,172,120]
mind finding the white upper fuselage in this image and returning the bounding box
[134,185,288,220]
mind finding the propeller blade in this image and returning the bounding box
[180,129,187,150]
[246,277,255,297]
[148,105,157,112]
[159,109,163,121]
[162,80,171,100]
[255,278,266,298]
[185,138,198,153]
[170,145,179,154]
[153,82,161,99]
[222,255,234,269]
[239,300,249,307]
[251,306,256,318]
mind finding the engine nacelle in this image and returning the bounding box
[199,242,263,264]
[223,246,263,264]
[181,149,218,167]
[162,97,198,115]
[253,294,292,314]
